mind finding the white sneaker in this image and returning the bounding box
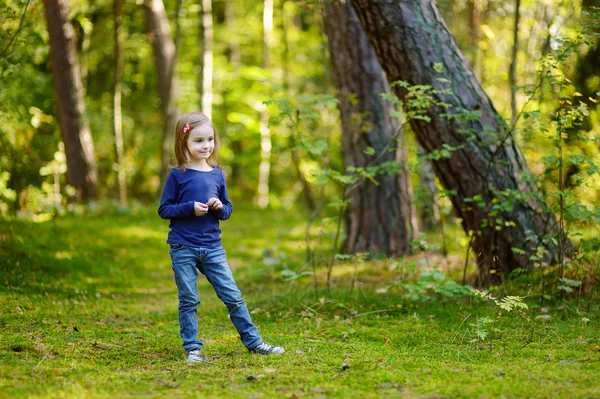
[186,349,207,363]
[249,342,285,355]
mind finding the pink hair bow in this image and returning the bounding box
[183,124,191,134]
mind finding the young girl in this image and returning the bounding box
[158,112,284,363]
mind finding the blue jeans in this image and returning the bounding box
[169,244,262,352]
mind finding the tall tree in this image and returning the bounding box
[509,0,521,125]
[417,149,439,230]
[113,0,127,206]
[77,0,96,96]
[144,0,179,184]
[351,0,559,284]
[199,0,213,118]
[323,0,417,256]
[467,0,483,80]
[222,0,250,194]
[43,0,98,200]
[281,0,316,211]
[257,0,274,208]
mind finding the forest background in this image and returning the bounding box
[1,0,600,397]
[2,0,600,285]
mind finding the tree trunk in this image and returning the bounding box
[199,0,213,118]
[257,0,273,208]
[281,0,316,211]
[43,0,98,200]
[467,0,483,81]
[351,0,559,285]
[144,0,179,185]
[113,0,127,206]
[417,149,439,230]
[78,1,96,96]
[525,0,546,76]
[225,0,240,65]
[323,0,417,256]
[222,0,249,194]
[509,0,521,126]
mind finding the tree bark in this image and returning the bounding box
[509,0,521,126]
[257,0,273,208]
[113,0,127,206]
[352,0,559,284]
[77,0,96,96]
[323,0,417,256]
[417,149,439,230]
[222,0,250,194]
[199,0,213,118]
[144,0,179,185]
[43,0,98,200]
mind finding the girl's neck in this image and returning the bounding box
[186,160,213,171]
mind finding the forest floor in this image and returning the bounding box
[1,206,599,398]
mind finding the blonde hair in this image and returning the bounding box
[173,112,220,169]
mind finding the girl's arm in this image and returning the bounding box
[158,172,195,219]
[214,170,233,220]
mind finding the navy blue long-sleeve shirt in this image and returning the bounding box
[158,167,232,248]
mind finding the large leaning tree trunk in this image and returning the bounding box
[351,0,559,285]
[323,0,417,256]
[43,0,98,200]
[144,0,179,187]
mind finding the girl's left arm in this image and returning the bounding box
[215,170,233,220]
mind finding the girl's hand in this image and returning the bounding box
[206,197,223,211]
[194,201,209,216]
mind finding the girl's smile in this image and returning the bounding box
[186,124,215,163]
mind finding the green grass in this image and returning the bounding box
[1,206,599,398]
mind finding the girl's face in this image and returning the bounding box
[186,124,215,164]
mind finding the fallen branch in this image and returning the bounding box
[155,378,182,389]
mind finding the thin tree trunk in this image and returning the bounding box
[509,0,521,125]
[78,1,95,96]
[352,0,559,285]
[281,0,316,211]
[525,0,546,76]
[257,0,273,208]
[468,0,483,81]
[113,0,126,206]
[199,0,213,118]
[223,0,247,192]
[319,4,332,91]
[43,0,98,200]
[225,0,240,65]
[323,0,416,256]
[144,0,179,186]
[418,149,439,230]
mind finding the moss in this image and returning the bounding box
[0,207,599,398]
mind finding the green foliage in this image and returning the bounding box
[557,277,583,293]
[474,290,529,313]
[385,267,475,302]
[470,316,494,342]
[280,268,313,282]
